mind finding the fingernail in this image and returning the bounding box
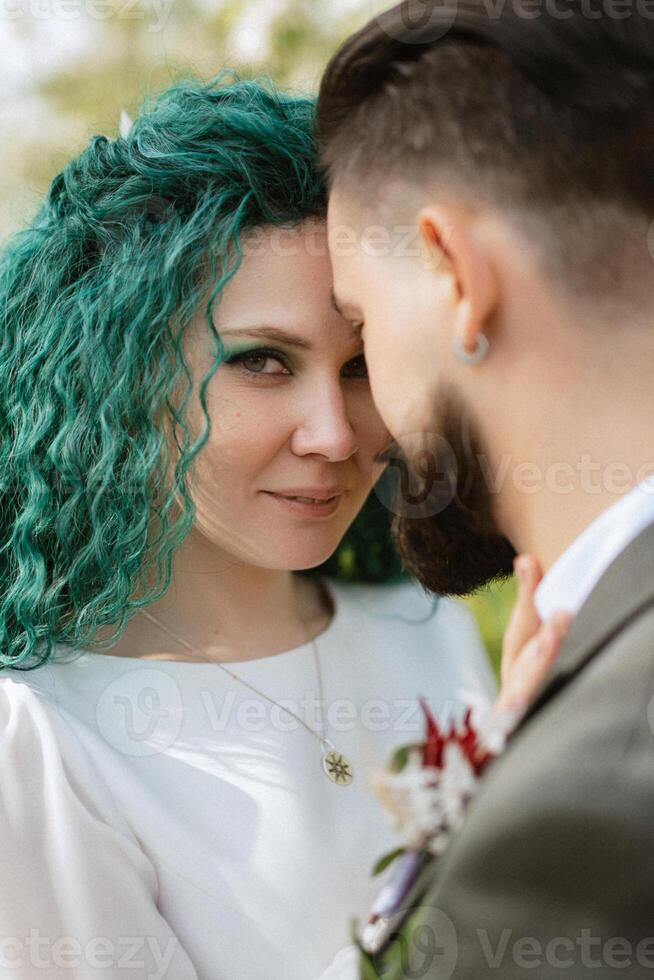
[514,558,529,584]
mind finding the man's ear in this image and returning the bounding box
[418,206,499,357]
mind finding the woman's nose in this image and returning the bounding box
[290,383,359,462]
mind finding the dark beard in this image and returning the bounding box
[381,385,516,597]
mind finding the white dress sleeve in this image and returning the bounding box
[0,677,199,980]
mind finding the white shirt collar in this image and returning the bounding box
[534,475,654,622]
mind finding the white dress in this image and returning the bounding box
[0,577,496,980]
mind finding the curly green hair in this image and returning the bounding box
[0,71,404,671]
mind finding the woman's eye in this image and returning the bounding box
[223,348,367,380]
[343,354,369,379]
[224,350,291,377]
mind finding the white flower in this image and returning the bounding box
[427,742,478,852]
[370,744,481,853]
[119,110,134,139]
[370,749,441,848]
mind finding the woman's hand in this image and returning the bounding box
[495,555,572,716]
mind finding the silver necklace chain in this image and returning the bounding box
[138,596,354,786]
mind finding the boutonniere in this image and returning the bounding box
[357,698,520,960]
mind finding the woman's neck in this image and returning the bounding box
[103,532,333,663]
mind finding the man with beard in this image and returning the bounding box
[316,2,654,978]
[375,383,517,596]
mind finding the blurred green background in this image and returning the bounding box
[0,0,516,675]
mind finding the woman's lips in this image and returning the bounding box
[263,491,343,518]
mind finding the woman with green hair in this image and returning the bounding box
[0,73,501,978]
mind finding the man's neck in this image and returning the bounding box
[499,456,654,575]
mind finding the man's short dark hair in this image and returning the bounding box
[316,1,654,299]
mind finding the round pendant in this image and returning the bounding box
[322,750,354,786]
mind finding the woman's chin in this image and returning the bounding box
[261,541,343,573]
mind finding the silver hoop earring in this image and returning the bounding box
[453,333,489,365]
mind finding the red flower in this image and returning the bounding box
[420,698,445,769]
[419,700,495,777]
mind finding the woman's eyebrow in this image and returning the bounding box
[219,327,313,350]
[220,324,364,350]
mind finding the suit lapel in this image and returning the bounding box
[515,516,654,732]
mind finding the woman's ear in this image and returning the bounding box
[418,206,499,357]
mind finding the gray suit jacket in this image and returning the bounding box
[380,518,654,979]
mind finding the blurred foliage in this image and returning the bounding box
[464,576,517,677]
[308,490,407,584]
[18,0,364,206]
[1,0,515,669]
